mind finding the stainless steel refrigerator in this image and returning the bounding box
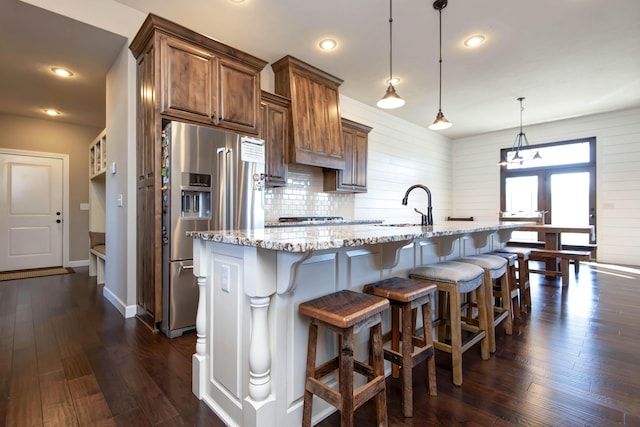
[160,121,265,338]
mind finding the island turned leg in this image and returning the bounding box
[193,274,207,399]
[248,296,272,401]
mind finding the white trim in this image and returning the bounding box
[69,259,89,268]
[102,285,137,318]
[0,147,70,268]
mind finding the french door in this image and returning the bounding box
[503,167,596,244]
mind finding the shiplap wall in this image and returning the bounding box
[452,107,640,266]
[340,96,453,224]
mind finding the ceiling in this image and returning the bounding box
[0,0,126,129]
[2,0,639,138]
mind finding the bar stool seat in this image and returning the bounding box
[363,277,437,417]
[410,261,489,386]
[454,254,512,353]
[495,247,532,313]
[298,290,389,427]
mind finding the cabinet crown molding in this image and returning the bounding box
[130,13,267,71]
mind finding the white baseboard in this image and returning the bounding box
[102,285,137,318]
[68,259,89,268]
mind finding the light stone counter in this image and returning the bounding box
[187,221,525,252]
[188,221,526,427]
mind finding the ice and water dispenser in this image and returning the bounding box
[180,172,212,219]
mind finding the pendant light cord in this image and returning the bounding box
[519,97,524,134]
[388,0,394,82]
[437,7,443,112]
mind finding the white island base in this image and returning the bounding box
[189,223,521,426]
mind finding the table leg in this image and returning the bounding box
[545,233,560,273]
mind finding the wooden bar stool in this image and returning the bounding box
[410,261,489,386]
[455,254,512,353]
[298,290,389,427]
[363,277,437,417]
[496,247,532,313]
[491,252,521,320]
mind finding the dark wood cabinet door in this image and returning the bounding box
[260,92,289,187]
[323,118,371,193]
[136,43,162,327]
[160,36,215,122]
[323,85,344,161]
[340,126,356,187]
[290,70,314,154]
[219,58,260,134]
[353,130,368,190]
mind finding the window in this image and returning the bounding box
[500,137,596,246]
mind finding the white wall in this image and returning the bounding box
[104,44,139,317]
[452,107,640,266]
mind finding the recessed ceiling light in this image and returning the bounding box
[43,109,61,116]
[229,0,245,2]
[50,67,74,77]
[319,39,337,50]
[464,34,485,48]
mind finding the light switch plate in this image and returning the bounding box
[80,203,89,211]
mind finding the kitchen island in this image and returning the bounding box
[187,222,525,426]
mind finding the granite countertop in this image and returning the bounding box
[187,221,527,253]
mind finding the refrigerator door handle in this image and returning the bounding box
[178,263,194,274]
[217,147,227,230]
[226,148,234,229]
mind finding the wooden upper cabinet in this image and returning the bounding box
[260,91,289,187]
[324,118,372,193]
[161,35,215,122]
[131,14,267,135]
[272,55,345,169]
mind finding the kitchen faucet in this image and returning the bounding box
[402,184,433,226]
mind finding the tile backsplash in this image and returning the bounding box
[264,164,354,221]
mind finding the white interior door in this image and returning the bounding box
[0,153,63,271]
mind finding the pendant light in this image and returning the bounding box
[429,0,452,130]
[377,0,405,109]
[498,97,542,165]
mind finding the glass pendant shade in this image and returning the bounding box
[429,110,452,130]
[377,83,405,109]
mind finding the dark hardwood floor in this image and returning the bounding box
[1,261,639,426]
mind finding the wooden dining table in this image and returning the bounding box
[518,224,595,271]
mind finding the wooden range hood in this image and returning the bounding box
[272,55,345,170]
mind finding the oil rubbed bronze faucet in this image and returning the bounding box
[402,184,433,226]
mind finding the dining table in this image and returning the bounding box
[518,224,595,271]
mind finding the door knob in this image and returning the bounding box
[56,219,61,223]
[56,212,61,215]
